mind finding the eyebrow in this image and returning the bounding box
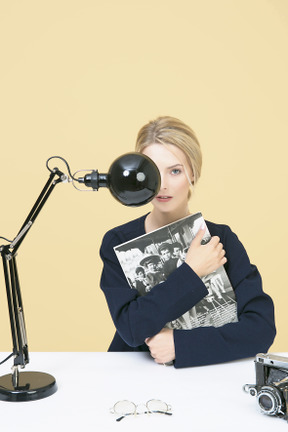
[167,163,183,169]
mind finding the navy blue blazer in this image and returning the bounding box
[99,214,276,368]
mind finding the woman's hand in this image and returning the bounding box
[145,328,175,364]
[185,226,227,278]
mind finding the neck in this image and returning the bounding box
[145,207,190,233]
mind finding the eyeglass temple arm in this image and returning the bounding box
[116,409,172,421]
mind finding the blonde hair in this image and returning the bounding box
[135,116,202,186]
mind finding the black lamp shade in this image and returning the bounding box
[108,153,160,206]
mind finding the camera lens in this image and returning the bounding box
[259,394,273,411]
[257,386,284,416]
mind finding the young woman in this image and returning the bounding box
[99,116,276,368]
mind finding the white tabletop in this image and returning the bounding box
[0,352,287,431]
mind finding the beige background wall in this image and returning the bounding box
[0,0,287,353]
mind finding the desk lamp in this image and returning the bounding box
[0,153,160,402]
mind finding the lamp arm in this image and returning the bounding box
[1,253,28,369]
[11,168,66,255]
[0,168,67,377]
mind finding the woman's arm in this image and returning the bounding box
[100,230,208,347]
[172,224,276,368]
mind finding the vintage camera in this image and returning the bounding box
[244,353,288,420]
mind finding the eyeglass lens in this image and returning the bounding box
[114,400,136,415]
[147,399,169,413]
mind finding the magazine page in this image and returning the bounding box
[114,212,238,330]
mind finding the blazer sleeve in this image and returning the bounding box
[173,225,276,368]
[99,230,208,347]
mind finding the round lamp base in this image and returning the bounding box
[0,371,57,402]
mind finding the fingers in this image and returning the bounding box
[145,329,175,364]
[211,237,227,264]
[148,349,171,364]
[146,337,160,362]
[209,235,220,246]
[209,236,225,255]
[186,232,227,277]
[193,225,206,245]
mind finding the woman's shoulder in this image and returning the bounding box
[205,219,250,269]
[205,219,234,237]
[101,213,148,249]
[205,219,245,253]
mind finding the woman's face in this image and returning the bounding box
[142,143,193,216]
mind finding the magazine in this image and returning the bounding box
[114,212,238,330]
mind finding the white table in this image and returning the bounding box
[0,352,287,431]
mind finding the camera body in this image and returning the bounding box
[244,353,288,420]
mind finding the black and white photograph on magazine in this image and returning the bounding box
[114,212,238,331]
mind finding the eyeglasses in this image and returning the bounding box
[110,399,172,422]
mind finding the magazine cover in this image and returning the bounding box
[114,212,238,330]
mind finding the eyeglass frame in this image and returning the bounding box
[110,398,172,422]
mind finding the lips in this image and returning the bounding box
[156,195,172,202]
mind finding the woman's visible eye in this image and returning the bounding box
[171,168,182,175]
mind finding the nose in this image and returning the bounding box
[160,172,167,190]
